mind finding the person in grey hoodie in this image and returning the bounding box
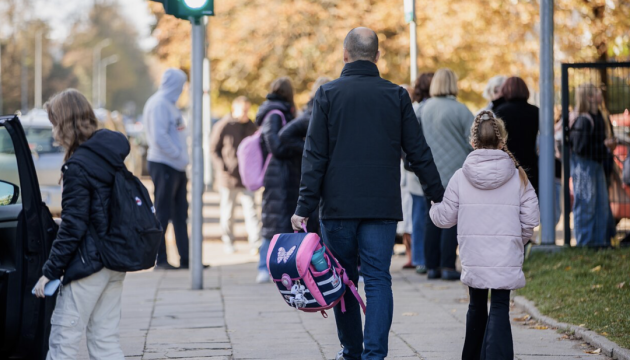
[144,68,190,270]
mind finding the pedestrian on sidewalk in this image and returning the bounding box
[34,89,129,359]
[420,68,474,280]
[430,110,540,360]
[406,72,434,274]
[493,76,540,195]
[291,27,444,360]
[144,68,190,270]
[480,75,506,111]
[255,77,301,283]
[400,84,415,270]
[569,83,617,247]
[210,96,262,255]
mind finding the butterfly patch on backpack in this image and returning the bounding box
[277,246,296,264]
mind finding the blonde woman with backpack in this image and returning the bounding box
[430,111,539,360]
[34,89,129,359]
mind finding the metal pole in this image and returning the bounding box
[203,56,213,190]
[0,41,3,114]
[93,38,111,107]
[34,30,42,109]
[21,45,28,114]
[561,64,571,246]
[409,0,417,86]
[539,0,555,245]
[191,17,205,290]
[100,55,119,109]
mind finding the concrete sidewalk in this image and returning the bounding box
[77,241,610,360]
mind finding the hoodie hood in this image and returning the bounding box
[255,94,294,125]
[67,129,130,183]
[159,68,187,104]
[462,149,516,190]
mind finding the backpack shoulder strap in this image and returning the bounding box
[264,109,287,127]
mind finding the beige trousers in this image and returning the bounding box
[46,268,126,360]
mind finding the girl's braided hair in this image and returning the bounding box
[471,110,529,187]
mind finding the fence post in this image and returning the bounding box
[561,64,571,246]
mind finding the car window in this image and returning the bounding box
[0,126,21,204]
[24,127,63,155]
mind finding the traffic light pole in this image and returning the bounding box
[191,17,205,290]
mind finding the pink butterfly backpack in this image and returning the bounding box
[266,226,366,317]
[236,109,286,191]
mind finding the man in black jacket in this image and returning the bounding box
[291,27,443,360]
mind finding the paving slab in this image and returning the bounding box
[69,238,615,359]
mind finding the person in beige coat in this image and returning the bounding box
[430,110,539,360]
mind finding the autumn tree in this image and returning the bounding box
[149,0,630,113]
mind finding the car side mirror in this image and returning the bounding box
[0,180,19,206]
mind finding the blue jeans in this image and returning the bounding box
[570,154,611,247]
[258,238,271,272]
[411,194,427,267]
[320,219,397,360]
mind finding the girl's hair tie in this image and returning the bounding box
[480,113,492,121]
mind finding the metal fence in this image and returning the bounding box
[560,62,630,246]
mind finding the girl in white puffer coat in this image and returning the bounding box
[430,110,540,360]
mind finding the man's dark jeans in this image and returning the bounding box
[424,198,458,270]
[463,287,513,360]
[148,161,190,266]
[320,219,397,360]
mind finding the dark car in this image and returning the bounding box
[0,115,57,359]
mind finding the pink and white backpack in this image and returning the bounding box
[266,227,366,317]
[236,109,286,191]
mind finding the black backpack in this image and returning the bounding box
[89,167,163,272]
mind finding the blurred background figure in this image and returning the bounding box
[493,76,540,195]
[569,83,617,247]
[407,72,434,274]
[481,75,507,111]
[210,96,261,255]
[420,68,474,280]
[144,68,190,270]
[255,77,299,283]
[399,84,415,269]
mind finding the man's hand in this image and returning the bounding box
[34,275,50,298]
[291,214,309,232]
[605,137,617,151]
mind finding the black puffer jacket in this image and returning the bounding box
[256,94,302,239]
[278,100,320,235]
[42,130,130,284]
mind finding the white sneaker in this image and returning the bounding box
[255,271,270,283]
[335,349,344,360]
[249,247,259,256]
[223,244,236,254]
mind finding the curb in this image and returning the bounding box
[513,296,630,360]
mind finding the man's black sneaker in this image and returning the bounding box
[441,269,461,281]
[178,263,210,269]
[154,262,179,270]
[427,269,441,279]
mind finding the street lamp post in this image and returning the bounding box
[93,38,112,107]
[100,55,119,109]
[404,0,417,85]
[34,30,43,109]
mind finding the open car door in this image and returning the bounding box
[0,115,58,359]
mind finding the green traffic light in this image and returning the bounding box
[183,0,208,9]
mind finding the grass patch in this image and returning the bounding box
[519,247,630,349]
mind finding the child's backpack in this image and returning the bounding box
[236,109,286,191]
[88,167,163,272]
[266,228,366,317]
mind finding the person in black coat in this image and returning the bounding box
[34,89,129,359]
[290,28,444,360]
[255,77,303,283]
[493,76,540,195]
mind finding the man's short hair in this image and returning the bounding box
[232,96,250,107]
[344,28,379,62]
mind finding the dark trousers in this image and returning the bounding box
[462,287,513,360]
[148,161,190,266]
[424,199,458,270]
[320,219,397,360]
